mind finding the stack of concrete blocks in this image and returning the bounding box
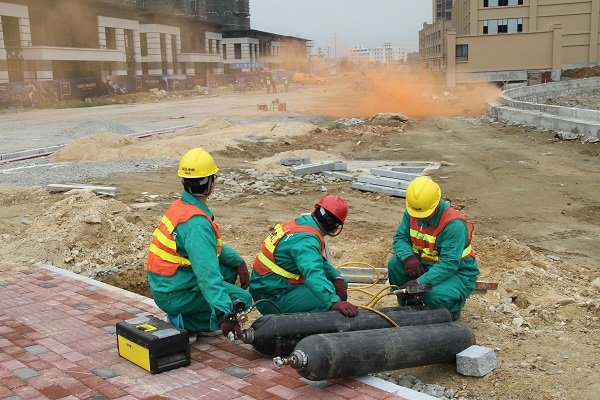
[351,166,425,197]
[287,159,349,177]
[279,158,435,198]
[456,345,498,377]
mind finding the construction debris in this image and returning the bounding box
[46,183,117,196]
[456,345,498,377]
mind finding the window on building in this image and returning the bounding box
[484,18,522,34]
[456,44,468,61]
[208,39,213,54]
[171,35,178,73]
[105,27,116,49]
[160,33,167,75]
[2,16,21,49]
[222,43,227,59]
[484,0,523,6]
[234,43,242,59]
[140,33,148,56]
[124,29,134,54]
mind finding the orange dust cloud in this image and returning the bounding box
[308,66,502,119]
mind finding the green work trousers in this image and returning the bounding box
[152,265,252,333]
[387,256,473,314]
[253,284,332,315]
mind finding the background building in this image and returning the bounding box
[0,0,306,100]
[420,0,454,70]
[350,45,405,64]
[421,0,600,86]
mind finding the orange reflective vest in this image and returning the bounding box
[146,199,222,276]
[253,221,326,284]
[409,208,476,263]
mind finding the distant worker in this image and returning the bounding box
[387,176,479,320]
[249,195,358,317]
[146,148,252,339]
[270,75,277,94]
[265,76,272,94]
[282,77,289,93]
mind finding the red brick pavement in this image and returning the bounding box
[0,264,411,400]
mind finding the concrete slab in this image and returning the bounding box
[323,171,355,181]
[370,168,421,182]
[280,157,310,166]
[352,182,407,197]
[291,160,338,176]
[357,175,412,189]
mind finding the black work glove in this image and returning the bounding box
[403,255,425,278]
[216,310,242,338]
[330,301,359,317]
[333,278,348,301]
[396,280,419,300]
[236,261,250,289]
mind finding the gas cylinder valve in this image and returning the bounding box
[272,350,307,369]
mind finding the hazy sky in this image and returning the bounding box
[250,0,432,57]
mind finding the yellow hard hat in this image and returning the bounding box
[177,147,219,178]
[405,176,441,218]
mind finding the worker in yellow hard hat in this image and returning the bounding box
[387,176,479,320]
[146,148,252,339]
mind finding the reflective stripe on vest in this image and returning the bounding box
[252,220,325,284]
[409,208,475,263]
[146,199,222,276]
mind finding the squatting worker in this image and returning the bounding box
[146,147,252,338]
[387,176,479,320]
[249,195,358,317]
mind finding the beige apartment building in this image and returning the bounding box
[421,0,600,86]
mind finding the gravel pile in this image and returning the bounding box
[0,157,175,187]
[544,89,600,111]
[59,118,136,136]
[375,372,465,399]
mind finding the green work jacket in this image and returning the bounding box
[250,214,343,307]
[392,199,479,286]
[147,190,243,314]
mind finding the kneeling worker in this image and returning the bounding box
[249,195,358,317]
[146,148,252,338]
[387,176,479,320]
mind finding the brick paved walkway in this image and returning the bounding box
[0,264,436,400]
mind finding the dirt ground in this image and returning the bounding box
[0,70,599,400]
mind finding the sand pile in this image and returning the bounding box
[50,118,318,163]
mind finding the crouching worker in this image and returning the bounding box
[146,148,252,338]
[249,195,358,317]
[387,177,479,320]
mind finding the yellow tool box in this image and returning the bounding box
[116,315,191,374]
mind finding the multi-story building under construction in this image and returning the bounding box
[0,0,307,102]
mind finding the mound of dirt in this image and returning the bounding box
[1,190,153,278]
[562,66,600,79]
